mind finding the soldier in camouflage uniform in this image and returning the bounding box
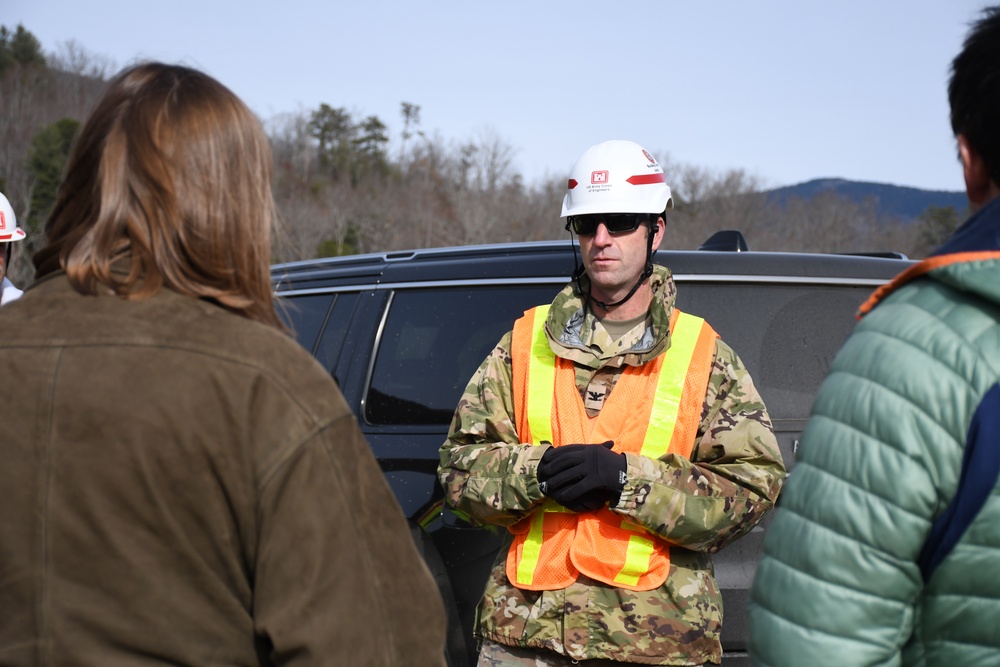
[438,140,785,666]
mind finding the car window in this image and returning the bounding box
[362,279,874,426]
[314,292,360,374]
[276,293,334,354]
[675,282,872,421]
[365,284,562,425]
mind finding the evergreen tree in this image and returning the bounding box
[0,24,46,72]
[352,115,390,183]
[27,118,81,231]
[308,104,355,180]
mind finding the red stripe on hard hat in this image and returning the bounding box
[626,173,666,185]
[567,179,578,189]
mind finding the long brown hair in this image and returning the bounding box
[34,62,283,328]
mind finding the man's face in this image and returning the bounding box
[0,244,8,283]
[577,214,664,302]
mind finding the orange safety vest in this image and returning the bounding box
[506,304,718,592]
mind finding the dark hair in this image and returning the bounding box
[949,5,1000,186]
[34,62,283,328]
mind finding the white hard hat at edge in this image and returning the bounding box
[0,192,26,243]
[560,139,673,218]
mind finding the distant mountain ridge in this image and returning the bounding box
[765,178,968,220]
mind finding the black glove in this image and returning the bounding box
[536,441,626,512]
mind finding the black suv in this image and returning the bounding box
[271,237,912,666]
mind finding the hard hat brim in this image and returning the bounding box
[0,227,27,243]
[560,192,673,218]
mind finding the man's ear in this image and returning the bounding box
[650,215,666,251]
[958,134,994,209]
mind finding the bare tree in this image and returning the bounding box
[48,39,115,80]
[399,102,422,166]
[664,163,771,250]
[466,127,517,192]
[267,110,318,186]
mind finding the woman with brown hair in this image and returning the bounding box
[0,62,446,666]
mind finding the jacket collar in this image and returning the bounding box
[544,265,676,368]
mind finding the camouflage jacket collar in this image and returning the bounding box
[545,265,676,370]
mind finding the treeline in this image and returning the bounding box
[0,24,963,288]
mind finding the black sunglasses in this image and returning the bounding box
[565,213,655,236]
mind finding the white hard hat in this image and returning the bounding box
[561,140,673,217]
[0,192,26,243]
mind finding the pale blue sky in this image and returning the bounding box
[8,1,990,192]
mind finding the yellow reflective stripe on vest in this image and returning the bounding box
[640,311,705,459]
[614,518,655,586]
[615,533,656,587]
[515,499,572,586]
[525,304,555,445]
[516,511,546,585]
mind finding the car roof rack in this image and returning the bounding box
[698,230,749,252]
[837,251,910,260]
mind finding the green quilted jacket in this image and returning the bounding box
[749,198,1000,666]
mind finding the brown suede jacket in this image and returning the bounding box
[0,272,446,666]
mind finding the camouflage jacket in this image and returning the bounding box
[438,266,785,665]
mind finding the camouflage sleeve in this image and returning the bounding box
[613,338,786,552]
[437,331,549,527]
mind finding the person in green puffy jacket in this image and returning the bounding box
[748,6,1000,666]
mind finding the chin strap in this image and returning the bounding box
[569,223,656,312]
